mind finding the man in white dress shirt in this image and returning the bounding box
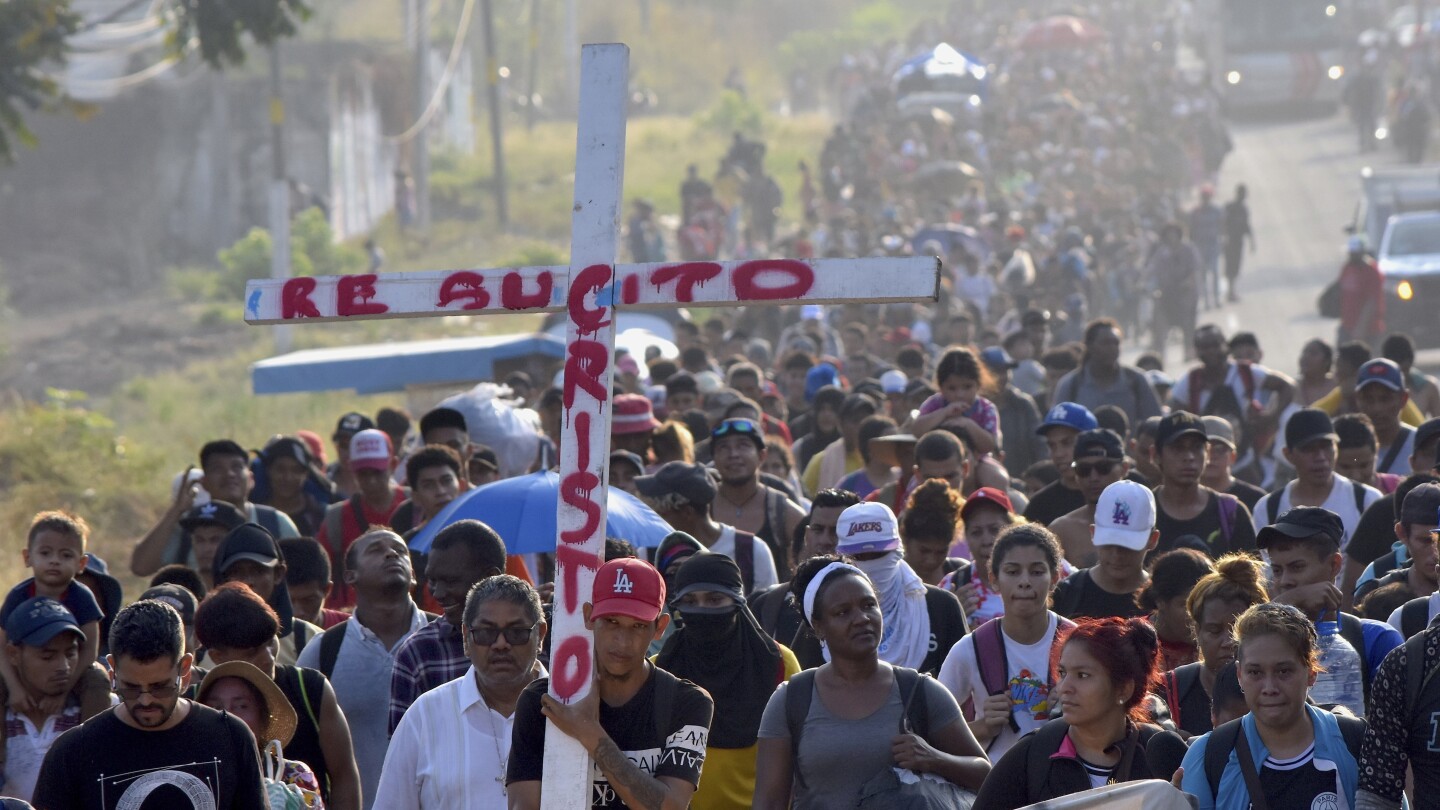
[373,575,547,809]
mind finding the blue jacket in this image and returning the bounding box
[1180,705,1359,810]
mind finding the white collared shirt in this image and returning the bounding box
[296,603,430,810]
[373,664,545,810]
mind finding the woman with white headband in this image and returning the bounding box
[788,501,967,675]
[753,555,989,809]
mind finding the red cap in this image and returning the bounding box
[590,558,666,622]
[961,487,1014,522]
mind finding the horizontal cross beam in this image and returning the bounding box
[242,256,941,325]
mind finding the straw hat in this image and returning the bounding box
[198,660,297,746]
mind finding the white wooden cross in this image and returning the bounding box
[244,43,939,810]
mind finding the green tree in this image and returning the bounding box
[0,0,81,164]
[169,0,310,68]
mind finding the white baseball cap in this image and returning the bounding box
[836,502,901,555]
[880,369,909,394]
[1093,480,1156,551]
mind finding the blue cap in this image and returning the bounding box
[1355,358,1406,393]
[805,363,841,402]
[979,346,1016,372]
[1037,402,1098,435]
[4,597,83,647]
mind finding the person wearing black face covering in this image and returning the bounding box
[655,552,800,810]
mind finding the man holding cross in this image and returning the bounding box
[243,43,938,809]
[506,558,714,809]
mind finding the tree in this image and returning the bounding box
[0,0,81,164]
[169,0,312,68]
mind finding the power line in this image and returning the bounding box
[386,0,478,144]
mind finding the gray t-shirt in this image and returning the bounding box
[757,672,962,809]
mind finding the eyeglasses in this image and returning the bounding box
[1072,459,1119,477]
[468,622,541,646]
[712,419,761,440]
[114,677,182,703]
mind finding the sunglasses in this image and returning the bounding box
[114,676,182,703]
[712,419,761,439]
[1072,459,1119,477]
[468,621,541,647]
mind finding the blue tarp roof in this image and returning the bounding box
[250,332,567,395]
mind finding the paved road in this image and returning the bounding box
[1154,110,1406,376]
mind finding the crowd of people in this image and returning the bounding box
[10,1,1440,809]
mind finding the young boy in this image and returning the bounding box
[938,523,1073,761]
[278,537,347,629]
[0,514,111,742]
[1050,480,1158,619]
[1260,506,1404,700]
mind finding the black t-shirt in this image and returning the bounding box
[1346,492,1398,565]
[32,703,265,809]
[1258,744,1343,810]
[507,668,715,808]
[1023,481,1086,527]
[1153,489,1257,559]
[1226,478,1267,512]
[1051,569,1147,620]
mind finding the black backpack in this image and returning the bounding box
[1399,597,1433,639]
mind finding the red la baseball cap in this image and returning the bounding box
[591,558,666,623]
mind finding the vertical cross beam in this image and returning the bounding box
[542,42,629,810]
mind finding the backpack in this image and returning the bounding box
[1404,627,1440,722]
[1215,492,1240,550]
[1202,714,1365,803]
[321,495,369,562]
[315,611,439,679]
[1022,719,1150,802]
[1378,426,1416,476]
[1265,480,1368,527]
[733,531,757,595]
[1160,664,1201,731]
[785,667,930,789]
[965,615,1075,750]
[1399,597,1433,639]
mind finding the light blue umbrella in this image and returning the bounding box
[408,470,674,554]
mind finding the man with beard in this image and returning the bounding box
[710,419,805,577]
[34,600,265,809]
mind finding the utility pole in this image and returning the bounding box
[481,0,509,227]
[525,0,541,130]
[413,0,432,232]
[268,43,292,353]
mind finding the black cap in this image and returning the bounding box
[1415,417,1440,462]
[634,462,718,506]
[333,411,376,438]
[179,501,248,532]
[213,523,281,580]
[1401,482,1440,526]
[1073,429,1125,460]
[470,444,499,473]
[1156,411,1207,449]
[609,450,646,476]
[1285,408,1338,450]
[1256,507,1345,548]
[140,584,198,626]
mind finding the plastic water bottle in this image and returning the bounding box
[1309,618,1365,718]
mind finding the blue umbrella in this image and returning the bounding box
[408,470,675,554]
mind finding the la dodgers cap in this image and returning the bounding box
[591,558,666,622]
[1093,480,1157,551]
[1038,402,1098,436]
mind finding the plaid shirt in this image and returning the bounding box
[388,616,468,734]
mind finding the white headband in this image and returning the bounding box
[802,562,867,626]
